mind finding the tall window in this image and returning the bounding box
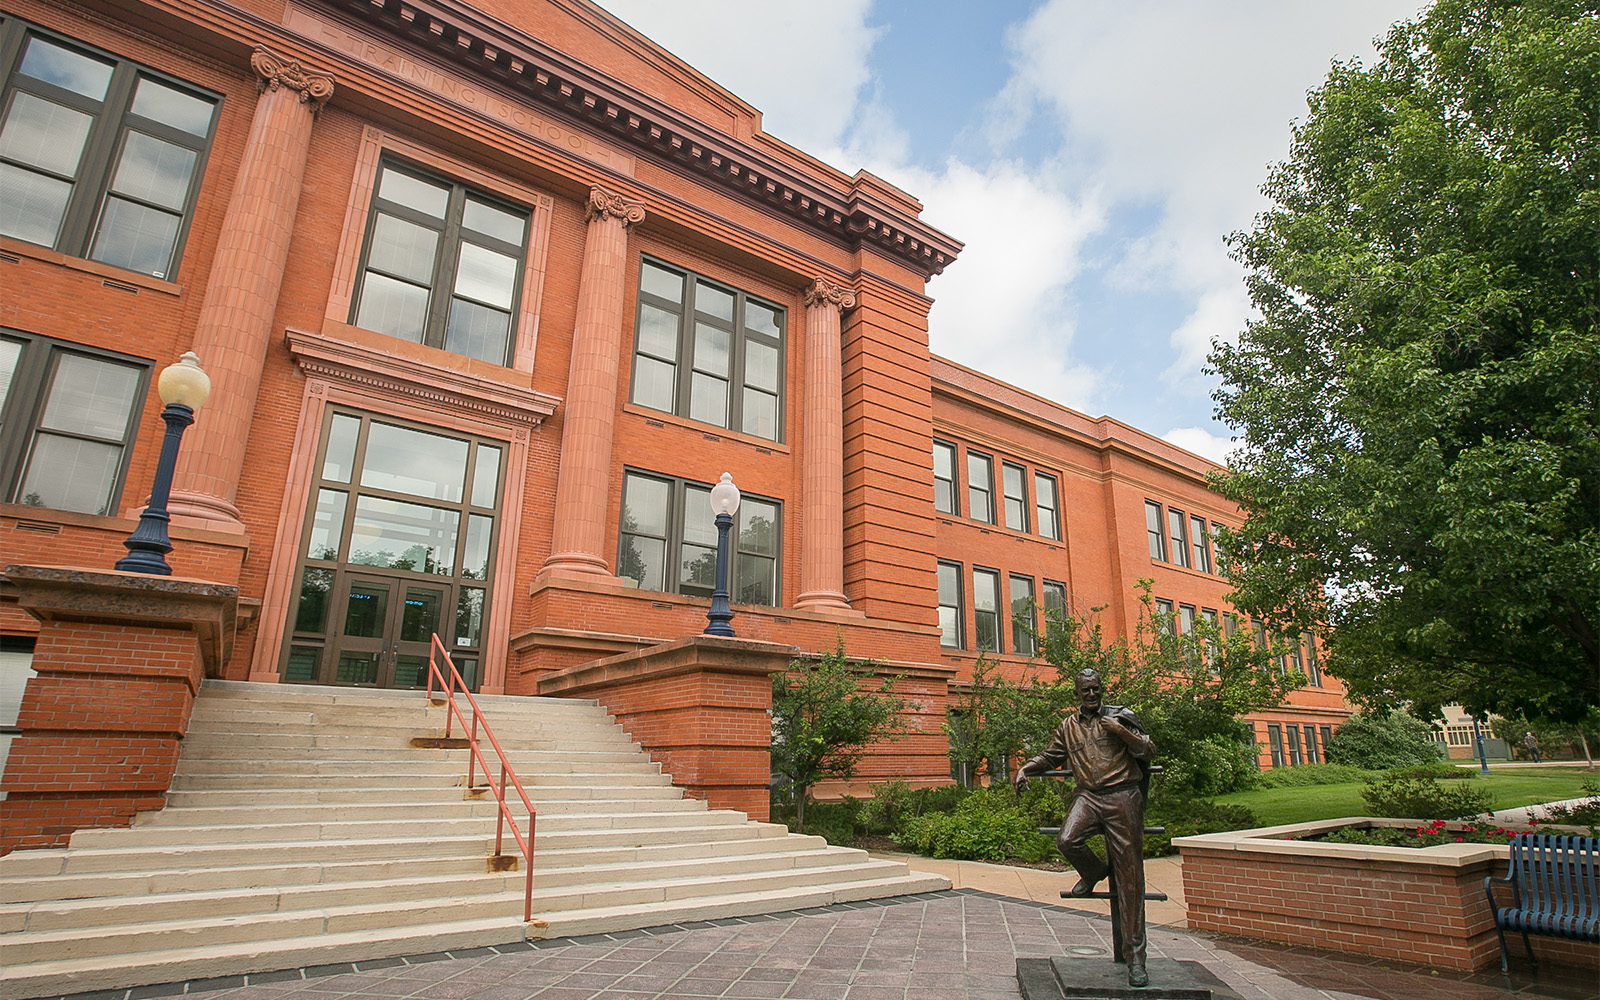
[284,411,504,689]
[937,560,963,649]
[1210,522,1227,574]
[932,440,958,515]
[1223,612,1239,639]
[350,160,529,366]
[1145,501,1167,561]
[1154,597,1174,635]
[617,470,780,605]
[972,567,1000,652]
[1010,574,1035,656]
[1304,724,1320,764]
[1287,636,1304,677]
[630,257,785,441]
[1200,607,1219,661]
[1001,461,1028,532]
[1287,724,1303,765]
[1320,725,1333,753]
[1267,723,1285,768]
[0,23,219,278]
[1034,472,1060,541]
[1167,507,1190,568]
[1042,579,1067,642]
[1178,603,1196,636]
[1190,514,1211,573]
[966,451,994,523]
[0,332,147,515]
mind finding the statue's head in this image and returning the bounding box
[1074,668,1103,712]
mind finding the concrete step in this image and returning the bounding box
[149,784,684,817]
[172,750,654,772]
[163,774,674,803]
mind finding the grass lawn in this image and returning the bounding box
[1213,766,1598,827]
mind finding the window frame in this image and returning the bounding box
[348,157,532,366]
[628,255,787,442]
[966,450,995,524]
[1001,460,1029,532]
[1304,724,1320,764]
[1145,500,1167,561]
[1167,506,1190,568]
[1009,573,1036,656]
[615,468,783,607]
[1267,723,1285,768]
[1154,597,1175,635]
[972,566,1000,653]
[932,439,958,515]
[937,559,964,649]
[0,330,150,516]
[1034,471,1060,541]
[1303,632,1322,687]
[1287,723,1304,766]
[0,21,220,279]
[1189,514,1211,573]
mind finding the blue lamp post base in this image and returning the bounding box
[115,402,195,576]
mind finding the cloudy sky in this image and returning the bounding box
[595,0,1425,464]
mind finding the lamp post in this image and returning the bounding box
[1472,716,1492,775]
[703,472,740,637]
[116,352,211,576]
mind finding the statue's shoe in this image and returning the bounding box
[1128,962,1149,988]
[1066,860,1109,896]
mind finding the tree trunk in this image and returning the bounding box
[796,790,807,833]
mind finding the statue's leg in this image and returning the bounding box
[1102,789,1147,983]
[1056,793,1109,895]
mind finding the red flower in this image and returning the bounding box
[1455,837,1463,842]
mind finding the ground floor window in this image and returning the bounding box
[281,408,503,689]
[616,469,781,606]
[1267,723,1285,768]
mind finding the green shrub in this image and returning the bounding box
[1323,710,1444,770]
[1360,775,1492,819]
[894,787,1055,863]
[858,780,971,836]
[1319,820,1518,848]
[770,798,861,846]
[1254,763,1372,788]
[1143,796,1260,856]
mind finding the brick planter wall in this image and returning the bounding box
[0,566,237,854]
[535,635,797,821]
[1177,819,1600,971]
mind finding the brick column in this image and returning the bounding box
[0,566,237,854]
[539,187,646,581]
[167,47,333,532]
[794,278,859,614]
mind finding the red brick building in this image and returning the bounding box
[0,0,1348,840]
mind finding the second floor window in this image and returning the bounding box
[967,451,994,524]
[932,440,957,514]
[351,160,529,366]
[0,331,148,515]
[1167,507,1190,568]
[1145,500,1166,561]
[1001,461,1028,532]
[973,567,1000,652]
[1010,574,1035,656]
[1035,472,1060,540]
[630,258,785,441]
[0,24,219,279]
[1190,514,1211,573]
[937,560,963,648]
[616,470,780,606]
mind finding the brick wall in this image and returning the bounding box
[1181,841,1600,971]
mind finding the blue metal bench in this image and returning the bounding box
[1483,833,1599,972]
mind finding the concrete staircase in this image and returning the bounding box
[0,680,947,999]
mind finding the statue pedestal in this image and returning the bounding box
[1016,956,1235,999]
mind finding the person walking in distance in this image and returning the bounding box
[1015,667,1156,988]
[1524,731,1542,764]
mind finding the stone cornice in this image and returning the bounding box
[284,326,561,426]
[311,0,961,278]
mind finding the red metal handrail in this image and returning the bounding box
[424,634,536,922]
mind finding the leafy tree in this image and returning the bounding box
[948,584,1301,799]
[1209,0,1599,723]
[1323,709,1446,769]
[1490,707,1600,763]
[770,642,910,832]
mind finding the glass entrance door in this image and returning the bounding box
[324,575,448,688]
[281,409,502,690]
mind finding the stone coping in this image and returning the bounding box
[534,634,799,697]
[1174,817,1525,867]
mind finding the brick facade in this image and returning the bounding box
[0,0,1352,849]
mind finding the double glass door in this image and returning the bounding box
[329,574,446,688]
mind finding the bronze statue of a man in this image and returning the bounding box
[1015,667,1156,988]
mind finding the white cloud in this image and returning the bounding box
[1163,426,1238,466]
[1164,283,1253,387]
[866,158,1107,412]
[592,0,880,151]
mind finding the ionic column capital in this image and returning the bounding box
[803,277,856,312]
[586,187,647,227]
[251,46,334,106]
